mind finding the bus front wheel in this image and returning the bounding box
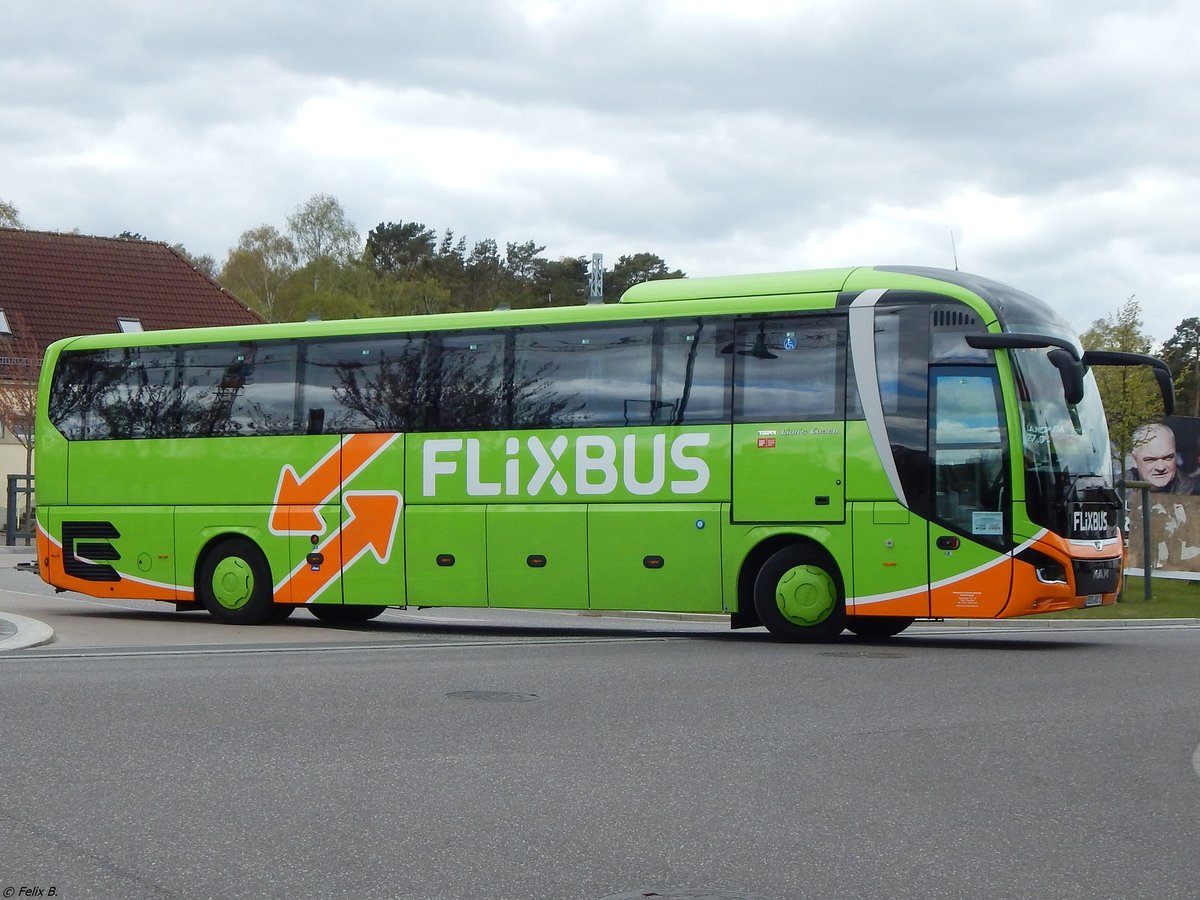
[753,545,845,641]
[198,538,277,626]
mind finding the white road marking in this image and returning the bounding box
[1193,743,1200,780]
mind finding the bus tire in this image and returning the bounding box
[308,604,387,625]
[846,616,914,640]
[753,545,845,641]
[197,537,277,626]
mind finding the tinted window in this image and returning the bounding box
[48,316,738,441]
[932,367,1008,542]
[178,343,298,437]
[514,323,654,428]
[50,349,120,440]
[302,335,425,433]
[431,331,507,431]
[734,315,845,422]
[876,306,929,461]
[658,318,731,425]
[51,347,177,440]
[105,347,179,438]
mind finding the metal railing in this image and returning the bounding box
[6,473,34,546]
[1123,480,1154,601]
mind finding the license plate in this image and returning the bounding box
[1084,594,1103,608]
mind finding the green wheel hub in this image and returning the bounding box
[774,564,837,626]
[211,556,255,611]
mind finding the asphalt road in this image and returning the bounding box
[2,565,1200,899]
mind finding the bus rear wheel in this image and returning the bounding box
[309,604,387,625]
[198,537,277,625]
[846,616,914,640]
[753,545,845,642]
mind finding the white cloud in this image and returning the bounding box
[1,0,1198,343]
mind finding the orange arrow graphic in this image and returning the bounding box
[277,491,403,605]
[270,432,399,534]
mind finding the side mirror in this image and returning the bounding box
[1081,350,1175,416]
[1048,349,1084,406]
[1152,366,1176,417]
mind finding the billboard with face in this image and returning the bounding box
[1124,416,1200,577]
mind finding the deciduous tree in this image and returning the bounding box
[219,225,298,321]
[0,200,25,228]
[1081,297,1164,469]
[280,256,375,322]
[171,243,218,278]
[287,193,361,264]
[0,310,41,535]
[209,200,688,323]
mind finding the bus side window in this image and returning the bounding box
[103,347,178,439]
[431,331,507,431]
[733,315,845,423]
[512,323,654,429]
[178,343,298,437]
[583,323,653,427]
[302,335,425,433]
[658,318,731,425]
[230,342,298,436]
[49,349,124,440]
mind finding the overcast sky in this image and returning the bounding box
[3,0,1197,342]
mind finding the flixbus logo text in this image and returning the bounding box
[1071,509,1111,533]
[421,432,713,499]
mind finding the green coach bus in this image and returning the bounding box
[34,266,1173,640]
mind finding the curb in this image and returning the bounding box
[0,612,55,651]
[575,610,1200,627]
[925,617,1200,628]
[577,609,727,623]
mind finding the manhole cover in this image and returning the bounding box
[446,690,539,702]
[600,890,774,900]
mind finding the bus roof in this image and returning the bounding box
[44,264,1050,354]
[619,267,856,303]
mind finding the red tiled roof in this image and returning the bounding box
[0,228,263,357]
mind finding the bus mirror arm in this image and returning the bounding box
[965,332,1080,356]
[1081,350,1175,416]
[964,334,1176,414]
[964,333,1085,405]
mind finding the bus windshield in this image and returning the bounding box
[1013,347,1114,516]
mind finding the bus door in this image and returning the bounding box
[927,366,1012,616]
[314,431,405,608]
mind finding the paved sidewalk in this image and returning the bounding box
[0,543,52,650]
[0,610,54,650]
